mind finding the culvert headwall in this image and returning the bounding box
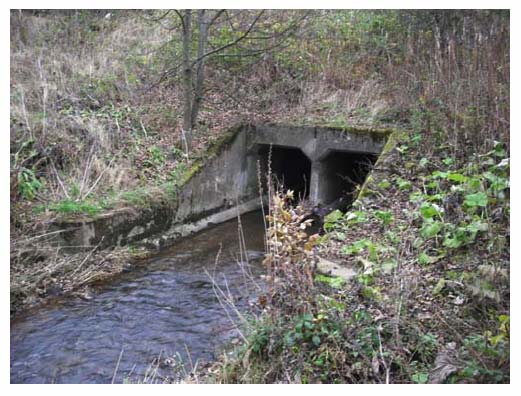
[50,124,391,250]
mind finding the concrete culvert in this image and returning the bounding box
[315,150,379,208]
[258,145,312,201]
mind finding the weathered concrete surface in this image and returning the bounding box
[50,123,389,250]
[248,124,387,162]
[244,124,388,205]
[50,205,175,249]
[316,256,357,280]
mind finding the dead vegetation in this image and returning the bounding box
[10,10,509,383]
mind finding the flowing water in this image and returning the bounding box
[10,211,266,384]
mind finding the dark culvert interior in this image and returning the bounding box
[318,150,379,208]
[257,144,379,209]
[258,145,311,200]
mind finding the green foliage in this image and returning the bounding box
[396,177,412,190]
[420,219,443,238]
[419,157,429,168]
[345,210,368,225]
[377,179,391,189]
[143,146,166,167]
[17,167,42,200]
[374,210,393,226]
[315,274,346,289]
[418,252,438,265]
[251,325,271,354]
[323,209,343,231]
[121,189,150,207]
[419,201,442,219]
[441,158,454,166]
[452,331,509,383]
[341,239,371,255]
[49,199,102,216]
[284,312,341,349]
[432,278,446,296]
[464,192,488,208]
[169,163,188,186]
[411,372,429,384]
[442,220,488,249]
[447,172,467,183]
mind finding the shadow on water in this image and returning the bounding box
[10,211,266,384]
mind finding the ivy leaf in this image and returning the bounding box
[420,202,442,219]
[443,236,463,249]
[312,335,321,346]
[418,252,439,265]
[411,372,429,384]
[374,210,393,225]
[464,192,488,208]
[447,172,467,183]
[432,171,449,179]
[324,209,343,223]
[421,220,443,238]
[397,178,412,190]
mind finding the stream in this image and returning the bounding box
[10,211,266,384]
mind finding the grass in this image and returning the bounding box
[49,199,103,216]
[10,10,509,383]
[209,127,509,383]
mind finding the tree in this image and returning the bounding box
[150,9,310,153]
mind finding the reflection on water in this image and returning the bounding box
[10,211,266,383]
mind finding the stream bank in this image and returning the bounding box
[11,211,266,383]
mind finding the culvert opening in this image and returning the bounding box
[258,145,311,200]
[318,150,379,208]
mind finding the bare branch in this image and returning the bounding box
[190,10,265,68]
[173,9,185,32]
[140,9,171,23]
[208,9,225,28]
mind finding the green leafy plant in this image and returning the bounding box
[420,201,443,219]
[323,209,343,231]
[411,372,429,384]
[374,210,393,226]
[50,199,101,216]
[420,219,443,238]
[17,168,42,200]
[396,177,412,190]
[464,192,488,208]
[315,274,346,289]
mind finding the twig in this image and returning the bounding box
[79,145,95,199]
[206,269,249,343]
[377,324,392,384]
[83,157,115,200]
[111,347,124,384]
[70,237,104,276]
[12,229,68,245]
[50,159,70,199]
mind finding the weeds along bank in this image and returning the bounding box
[211,128,509,384]
[10,10,509,382]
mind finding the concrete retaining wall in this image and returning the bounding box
[49,124,389,250]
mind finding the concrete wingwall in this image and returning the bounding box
[50,124,389,250]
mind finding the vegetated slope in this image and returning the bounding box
[10,10,509,383]
[210,129,509,385]
[204,12,510,384]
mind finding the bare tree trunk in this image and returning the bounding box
[191,10,208,128]
[181,9,193,153]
